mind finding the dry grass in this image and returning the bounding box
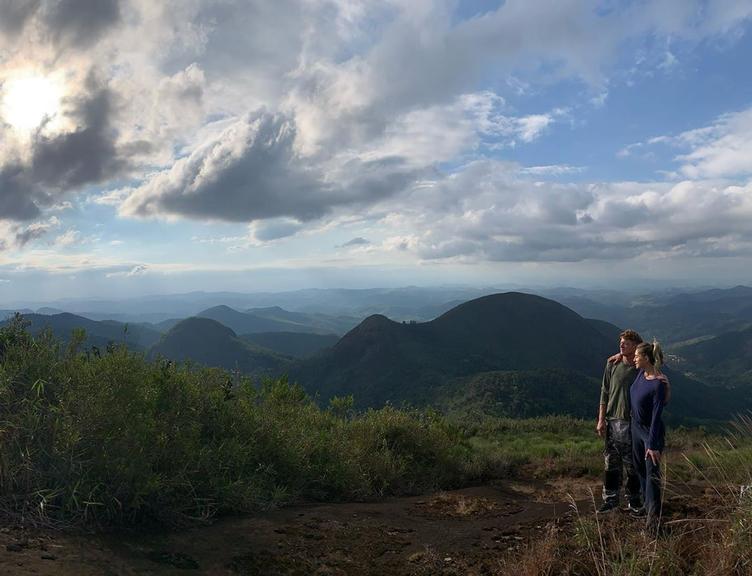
[495,413,752,576]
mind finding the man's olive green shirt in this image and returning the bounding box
[600,360,638,420]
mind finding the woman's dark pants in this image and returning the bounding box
[631,421,662,524]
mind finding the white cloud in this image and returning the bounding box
[352,159,752,263]
[621,106,752,179]
[53,229,81,248]
[106,264,149,278]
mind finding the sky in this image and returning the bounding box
[1,0,752,303]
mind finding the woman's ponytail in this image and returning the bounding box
[652,339,664,370]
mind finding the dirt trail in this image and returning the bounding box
[0,482,596,576]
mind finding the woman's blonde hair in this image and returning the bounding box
[636,340,664,370]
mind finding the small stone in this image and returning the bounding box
[6,543,23,552]
[444,557,452,562]
[41,553,57,560]
[408,552,425,563]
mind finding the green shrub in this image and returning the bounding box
[0,318,484,528]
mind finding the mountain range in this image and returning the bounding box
[4,287,751,423]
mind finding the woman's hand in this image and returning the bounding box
[645,449,661,465]
[607,352,622,363]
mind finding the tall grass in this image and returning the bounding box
[0,317,483,528]
[497,413,752,576]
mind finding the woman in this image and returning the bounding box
[630,340,667,530]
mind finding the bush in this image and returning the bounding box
[0,317,483,528]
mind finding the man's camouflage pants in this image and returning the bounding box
[602,419,641,506]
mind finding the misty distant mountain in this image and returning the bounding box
[36,307,66,315]
[196,305,351,335]
[244,306,358,335]
[1,309,34,318]
[150,317,291,375]
[0,313,162,351]
[558,285,752,346]
[7,286,506,324]
[240,332,339,359]
[674,325,752,388]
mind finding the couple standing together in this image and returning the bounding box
[596,329,669,529]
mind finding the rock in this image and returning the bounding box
[6,543,23,552]
[41,553,57,561]
[408,551,425,563]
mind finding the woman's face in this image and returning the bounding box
[634,350,651,370]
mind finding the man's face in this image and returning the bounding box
[620,337,638,357]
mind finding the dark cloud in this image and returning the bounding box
[252,219,304,241]
[123,112,425,223]
[1,76,126,222]
[0,0,41,37]
[340,237,370,247]
[41,0,121,48]
[31,83,125,189]
[0,165,43,220]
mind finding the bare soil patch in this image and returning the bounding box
[0,482,600,576]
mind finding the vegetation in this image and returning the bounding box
[3,309,752,576]
[497,416,752,576]
[0,316,483,528]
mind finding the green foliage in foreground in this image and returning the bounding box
[0,317,486,528]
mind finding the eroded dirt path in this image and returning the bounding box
[0,483,594,576]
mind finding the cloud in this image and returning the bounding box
[340,237,370,248]
[249,218,305,242]
[53,229,81,247]
[0,74,129,221]
[620,106,752,179]
[120,112,332,221]
[31,79,126,189]
[14,216,60,248]
[362,159,752,263]
[120,111,426,223]
[41,0,122,49]
[0,0,40,38]
[106,264,148,278]
[0,164,44,220]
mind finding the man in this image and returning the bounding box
[596,329,643,513]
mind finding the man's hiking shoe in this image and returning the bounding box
[627,501,644,515]
[597,501,618,514]
[629,505,646,517]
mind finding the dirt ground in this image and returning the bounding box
[0,480,632,576]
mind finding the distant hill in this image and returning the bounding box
[559,285,752,347]
[245,306,359,335]
[675,325,752,388]
[35,307,66,315]
[241,332,339,359]
[150,317,291,375]
[290,292,746,421]
[1,309,34,318]
[291,293,616,409]
[196,305,355,335]
[0,313,162,351]
[585,318,622,342]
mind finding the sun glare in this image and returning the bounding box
[1,75,64,133]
